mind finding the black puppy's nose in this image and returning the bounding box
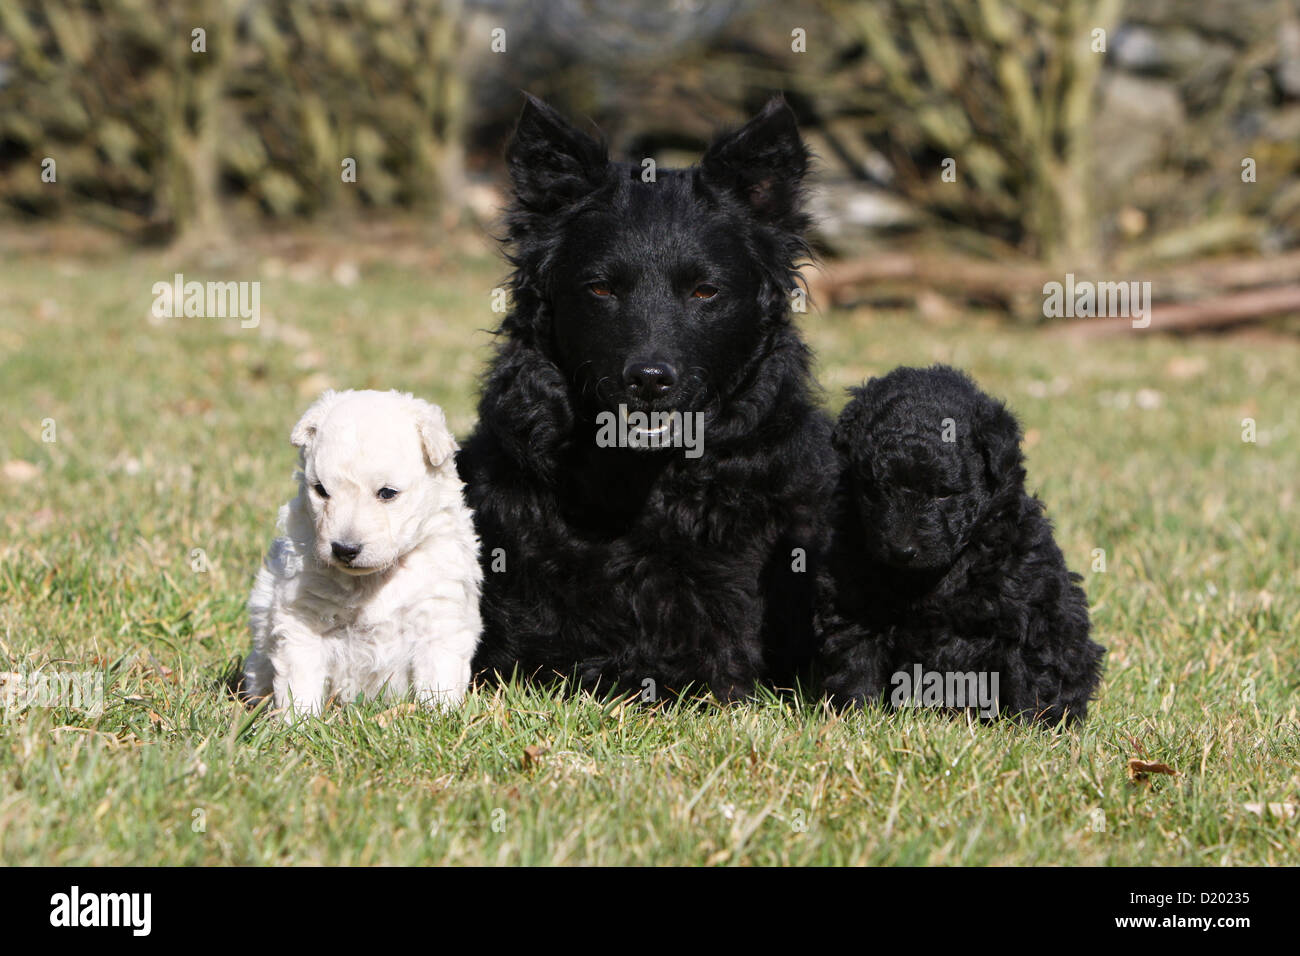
[623,361,677,397]
[331,541,362,563]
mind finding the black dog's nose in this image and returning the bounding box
[890,544,918,563]
[623,361,677,397]
[331,541,362,563]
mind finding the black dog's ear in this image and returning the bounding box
[972,395,1025,490]
[506,94,607,215]
[699,96,809,229]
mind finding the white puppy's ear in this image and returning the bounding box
[290,389,341,450]
[410,398,459,469]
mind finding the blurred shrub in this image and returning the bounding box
[2,0,1295,266]
[815,0,1121,263]
[0,0,467,240]
[814,0,1299,263]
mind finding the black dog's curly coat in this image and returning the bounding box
[458,96,834,699]
[817,365,1105,723]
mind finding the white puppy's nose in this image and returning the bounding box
[331,541,362,564]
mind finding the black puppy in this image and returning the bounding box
[458,95,834,700]
[818,365,1104,724]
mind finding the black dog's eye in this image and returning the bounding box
[313,482,329,499]
[377,487,400,501]
[587,281,613,297]
[691,284,718,299]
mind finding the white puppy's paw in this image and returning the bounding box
[273,662,326,724]
[415,687,464,713]
[413,654,471,712]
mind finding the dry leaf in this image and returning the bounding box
[1128,758,1178,783]
[522,743,548,769]
[375,702,418,727]
[1165,355,1208,380]
[1243,802,1297,819]
[2,460,40,483]
[151,664,176,683]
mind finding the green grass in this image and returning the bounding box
[1,227,1297,865]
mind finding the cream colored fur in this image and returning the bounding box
[244,389,481,720]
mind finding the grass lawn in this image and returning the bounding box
[1,225,1296,865]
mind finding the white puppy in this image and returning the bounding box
[244,389,482,719]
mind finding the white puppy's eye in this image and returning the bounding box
[313,482,329,499]
[377,487,399,501]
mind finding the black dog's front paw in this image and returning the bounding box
[819,627,890,710]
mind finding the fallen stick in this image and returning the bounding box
[807,253,1050,306]
[1052,285,1300,337]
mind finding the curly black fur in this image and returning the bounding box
[817,365,1105,723]
[458,95,835,700]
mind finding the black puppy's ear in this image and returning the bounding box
[830,419,851,458]
[972,395,1025,490]
[506,94,607,215]
[831,385,874,459]
[699,96,810,228]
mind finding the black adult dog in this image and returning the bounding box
[458,95,834,700]
[817,366,1105,723]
